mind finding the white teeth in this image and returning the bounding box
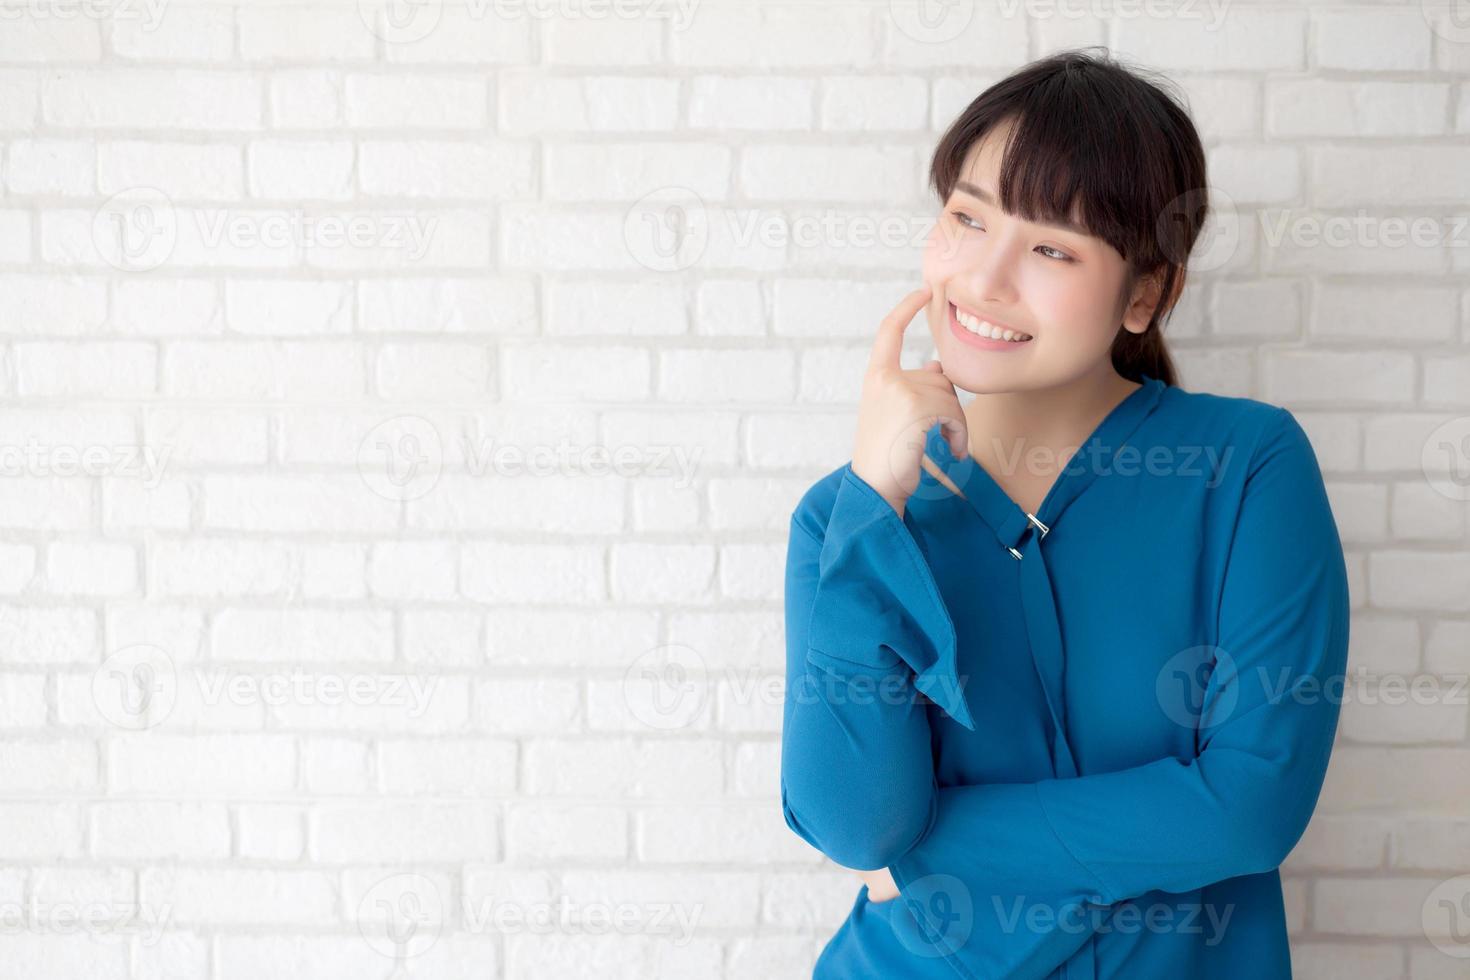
[954,305,1032,342]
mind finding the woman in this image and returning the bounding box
[780,49,1350,980]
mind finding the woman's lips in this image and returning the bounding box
[947,302,1034,351]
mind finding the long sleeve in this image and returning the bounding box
[887,408,1351,978]
[780,462,975,871]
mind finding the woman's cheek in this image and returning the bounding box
[922,222,972,282]
[1034,270,1110,349]
[921,223,944,282]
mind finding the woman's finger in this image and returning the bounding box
[866,284,933,374]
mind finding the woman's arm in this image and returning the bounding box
[884,408,1351,977]
[780,461,975,872]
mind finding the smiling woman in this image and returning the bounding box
[780,48,1351,980]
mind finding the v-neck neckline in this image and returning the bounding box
[923,374,1166,541]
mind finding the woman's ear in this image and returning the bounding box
[1121,266,1184,335]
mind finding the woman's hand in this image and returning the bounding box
[850,283,969,518]
[856,866,900,903]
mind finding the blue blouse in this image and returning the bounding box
[781,374,1351,980]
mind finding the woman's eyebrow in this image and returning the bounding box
[953,179,1088,236]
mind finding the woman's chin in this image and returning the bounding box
[933,350,1023,395]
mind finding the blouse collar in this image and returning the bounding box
[919,374,1167,554]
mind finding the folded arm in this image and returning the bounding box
[779,462,974,871]
[886,408,1352,977]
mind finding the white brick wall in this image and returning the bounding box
[0,1,1466,978]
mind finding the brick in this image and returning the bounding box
[0,15,100,62]
[346,73,489,129]
[237,8,374,62]
[99,141,242,200]
[502,74,679,132]
[45,541,136,596]
[15,342,156,397]
[637,805,820,864]
[4,139,95,195]
[140,868,336,925]
[375,342,493,400]
[1268,80,1449,137]
[90,801,231,860]
[507,804,626,861]
[689,76,813,131]
[378,737,517,796]
[1114,11,1305,71]
[107,734,295,796]
[609,543,716,603]
[43,71,263,129]
[109,7,232,61]
[268,70,342,128]
[237,804,306,861]
[224,280,352,335]
[210,608,394,663]
[310,801,500,862]
[247,140,354,200]
[0,738,99,793]
[0,276,105,334]
[820,76,926,131]
[0,606,97,664]
[360,140,534,200]
[1316,11,1433,71]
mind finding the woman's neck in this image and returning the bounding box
[962,366,1142,494]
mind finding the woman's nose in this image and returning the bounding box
[955,243,1020,306]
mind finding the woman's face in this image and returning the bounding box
[922,120,1151,395]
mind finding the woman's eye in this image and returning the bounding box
[950,210,981,230]
[949,210,1073,262]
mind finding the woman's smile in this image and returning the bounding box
[947,300,1036,351]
